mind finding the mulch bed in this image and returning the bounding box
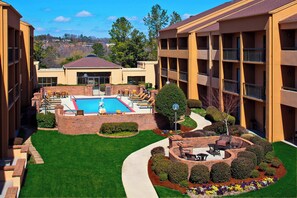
[148,158,287,195]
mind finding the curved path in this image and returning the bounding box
[121,112,210,198]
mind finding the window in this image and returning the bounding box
[128,76,145,85]
[38,77,57,87]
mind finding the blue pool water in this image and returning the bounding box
[75,98,132,114]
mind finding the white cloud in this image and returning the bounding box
[182,13,192,19]
[76,10,92,17]
[54,16,71,22]
[126,16,138,21]
[107,16,117,21]
[36,27,45,32]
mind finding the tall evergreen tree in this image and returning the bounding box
[169,11,182,25]
[92,43,105,58]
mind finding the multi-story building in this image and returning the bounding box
[0,1,34,196]
[158,0,297,143]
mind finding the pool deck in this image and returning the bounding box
[60,95,153,115]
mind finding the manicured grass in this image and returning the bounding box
[154,186,189,198]
[227,142,297,197]
[191,108,206,117]
[20,130,164,197]
[180,116,197,129]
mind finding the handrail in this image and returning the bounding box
[224,79,238,83]
[282,86,297,92]
[64,104,76,114]
[70,95,77,101]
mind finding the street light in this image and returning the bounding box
[166,80,170,85]
[172,103,179,132]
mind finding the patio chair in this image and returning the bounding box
[185,153,198,161]
[137,97,154,105]
[215,134,232,150]
[129,93,145,100]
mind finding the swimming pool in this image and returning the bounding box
[74,98,133,114]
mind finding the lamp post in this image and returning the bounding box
[172,103,179,133]
[83,73,88,85]
[166,80,170,85]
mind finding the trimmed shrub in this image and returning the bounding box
[190,165,210,184]
[229,125,247,136]
[241,133,255,141]
[264,151,275,163]
[100,122,138,134]
[151,154,165,165]
[168,162,188,184]
[179,180,188,188]
[203,122,227,135]
[237,151,257,168]
[36,112,56,128]
[99,84,106,92]
[231,157,254,179]
[154,159,172,176]
[250,169,260,178]
[187,99,202,108]
[205,106,235,125]
[258,162,269,171]
[246,145,264,165]
[265,167,276,176]
[151,146,165,156]
[159,173,168,181]
[210,162,231,183]
[258,140,273,155]
[155,84,187,126]
[271,158,282,168]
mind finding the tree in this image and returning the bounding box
[109,17,133,43]
[33,41,46,68]
[155,84,187,128]
[169,11,182,25]
[92,43,105,58]
[143,4,169,60]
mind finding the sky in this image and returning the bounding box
[4,0,230,38]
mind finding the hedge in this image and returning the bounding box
[36,112,56,128]
[205,106,235,125]
[231,157,254,179]
[190,165,210,184]
[168,162,188,184]
[100,122,138,134]
[187,99,202,108]
[210,162,231,183]
[154,159,172,176]
[151,146,165,156]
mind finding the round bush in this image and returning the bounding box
[264,152,275,163]
[151,154,165,165]
[168,162,188,184]
[271,158,282,168]
[229,125,247,136]
[203,122,227,135]
[179,180,188,188]
[187,99,202,108]
[190,165,210,184]
[36,112,56,128]
[154,159,172,176]
[257,140,273,155]
[151,146,165,156]
[250,169,260,178]
[159,173,168,181]
[246,145,264,165]
[258,162,269,171]
[237,151,257,168]
[155,84,187,126]
[231,157,254,179]
[265,167,276,176]
[241,133,255,141]
[210,162,231,183]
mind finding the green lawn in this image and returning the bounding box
[155,186,189,198]
[191,108,206,117]
[180,116,197,129]
[20,130,164,197]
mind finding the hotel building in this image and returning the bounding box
[158,0,297,143]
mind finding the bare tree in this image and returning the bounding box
[200,89,240,135]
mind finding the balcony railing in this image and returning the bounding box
[244,83,265,100]
[15,84,19,98]
[179,71,188,81]
[223,48,239,60]
[282,47,297,50]
[8,88,14,106]
[223,79,239,93]
[8,47,13,63]
[161,68,168,77]
[244,48,266,62]
[15,48,19,60]
[282,86,297,92]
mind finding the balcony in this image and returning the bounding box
[168,69,178,80]
[223,48,239,61]
[8,47,13,63]
[161,68,168,77]
[211,77,219,89]
[244,48,265,62]
[223,79,239,94]
[281,87,297,108]
[179,71,188,82]
[15,48,19,60]
[243,83,265,100]
[281,49,297,66]
[8,88,14,106]
[15,84,19,98]
[197,49,208,60]
[197,73,210,86]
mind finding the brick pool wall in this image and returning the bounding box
[55,106,167,135]
[42,85,93,96]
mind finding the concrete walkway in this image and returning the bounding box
[122,112,210,198]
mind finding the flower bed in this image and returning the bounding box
[188,177,277,196]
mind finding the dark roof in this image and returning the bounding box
[222,0,296,21]
[160,0,243,32]
[280,14,297,24]
[64,56,122,69]
[180,0,260,33]
[197,23,220,33]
